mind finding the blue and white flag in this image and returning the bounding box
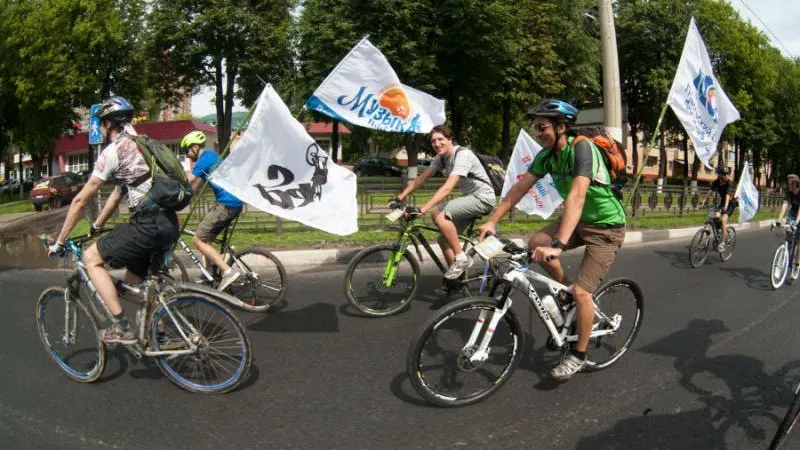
[667,18,740,168]
[210,85,358,235]
[306,38,446,134]
[500,129,563,219]
[735,161,759,224]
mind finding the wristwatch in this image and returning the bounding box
[551,237,567,250]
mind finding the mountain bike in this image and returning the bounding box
[689,205,737,268]
[406,237,643,407]
[343,207,492,317]
[35,231,253,394]
[769,222,800,290]
[166,215,287,312]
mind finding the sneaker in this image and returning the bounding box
[155,331,186,351]
[443,255,474,280]
[99,324,136,345]
[217,268,242,292]
[551,354,586,381]
[717,242,726,253]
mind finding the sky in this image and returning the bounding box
[191,0,800,118]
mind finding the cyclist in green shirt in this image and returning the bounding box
[479,99,626,381]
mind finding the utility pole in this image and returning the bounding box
[598,0,623,143]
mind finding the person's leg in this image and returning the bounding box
[84,243,122,315]
[438,197,490,279]
[194,204,234,272]
[432,207,460,266]
[530,220,582,285]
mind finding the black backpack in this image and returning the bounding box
[131,134,193,211]
[447,146,505,196]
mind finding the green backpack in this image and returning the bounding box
[132,134,193,211]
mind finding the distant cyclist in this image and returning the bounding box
[182,131,244,291]
[699,165,736,252]
[774,174,800,264]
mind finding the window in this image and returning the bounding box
[67,152,89,173]
[645,156,658,167]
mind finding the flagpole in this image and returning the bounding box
[625,102,669,210]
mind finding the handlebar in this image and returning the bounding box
[41,228,112,257]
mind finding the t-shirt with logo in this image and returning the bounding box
[92,133,152,209]
[192,150,242,209]
[528,137,625,226]
[430,146,496,206]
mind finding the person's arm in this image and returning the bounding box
[778,200,789,222]
[479,172,539,239]
[92,185,123,229]
[189,153,210,193]
[419,174,459,214]
[555,175,590,243]
[54,177,104,244]
[397,165,435,201]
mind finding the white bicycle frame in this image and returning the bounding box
[465,258,622,364]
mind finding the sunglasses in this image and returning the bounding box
[532,123,553,133]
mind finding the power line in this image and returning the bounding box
[734,0,795,58]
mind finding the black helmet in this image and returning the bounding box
[526,99,580,124]
[95,96,134,124]
[715,165,730,175]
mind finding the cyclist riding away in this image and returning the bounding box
[478,99,626,381]
[775,174,800,264]
[700,165,736,252]
[48,96,180,344]
[182,130,244,291]
[391,125,496,279]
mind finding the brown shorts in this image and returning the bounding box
[195,204,242,243]
[538,220,625,293]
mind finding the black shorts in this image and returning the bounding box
[97,209,180,279]
[719,201,737,216]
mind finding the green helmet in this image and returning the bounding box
[180,130,206,150]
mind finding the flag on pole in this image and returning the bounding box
[500,129,563,219]
[734,161,759,224]
[210,85,358,236]
[305,38,446,133]
[666,18,740,168]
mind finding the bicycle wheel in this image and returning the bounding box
[150,292,252,394]
[407,296,524,407]
[583,278,644,371]
[226,247,287,312]
[344,244,420,317]
[772,244,790,290]
[720,227,736,261]
[769,386,800,450]
[35,287,106,383]
[689,228,711,268]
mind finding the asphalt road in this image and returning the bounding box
[2,227,800,450]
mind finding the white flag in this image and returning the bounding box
[305,38,446,133]
[501,129,563,219]
[210,85,358,236]
[667,18,740,168]
[734,161,759,224]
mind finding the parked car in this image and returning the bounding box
[0,179,21,195]
[29,173,85,211]
[352,157,402,177]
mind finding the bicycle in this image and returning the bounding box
[406,237,643,407]
[343,206,492,317]
[689,205,737,268]
[167,215,288,312]
[769,222,800,290]
[769,362,800,449]
[35,231,253,394]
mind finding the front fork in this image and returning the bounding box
[382,231,412,287]
[63,289,77,345]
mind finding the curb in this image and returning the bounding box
[268,219,775,269]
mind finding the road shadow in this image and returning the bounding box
[389,371,438,407]
[248,302,340,333]
[583,319,792,449]
[718,267,773,291]
[652,248,697,270]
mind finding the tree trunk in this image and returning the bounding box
[658,128,666,179]
[500,86,511,163]
[682,134,689,180]
[331,119,340,164]
[630,122,639,175]
[213,58,237,153]
[691,149,701,180]
[753,149,762,187]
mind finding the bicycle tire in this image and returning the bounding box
[226,247,288,312]
[150,292,252,394]
[344,244,420,317]
[720,227,736,261]
[772,244,789,290]
[769,385,800,449]
[583,278,644,371]
[35,287,106,383]
[689,228,711,268]
[407,296,524,407]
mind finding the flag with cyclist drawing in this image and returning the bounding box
[305,37,446,134]
[735,161,759,224]
[501,129,563,219]
[209,85,358,236]
[666,18,740,168]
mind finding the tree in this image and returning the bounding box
[146,0,295,151]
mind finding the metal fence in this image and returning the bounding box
[97,178,784,233]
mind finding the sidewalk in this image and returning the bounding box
[264,219,775,269]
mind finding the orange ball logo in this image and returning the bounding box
[379,87,411,119]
